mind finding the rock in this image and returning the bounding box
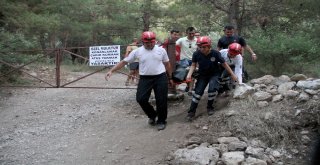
[290,74,307,82]
[278,82,296,95]
[225,110,237,117]
[283,90,299,98]
[253,91,272,101]
[174,146,220,165]
[228,141,247,151]
[304,89,318,95]
[270,150,282,158]
[266,85,279,95]
[217,137,240,144]
[233,83,255,99]
[264,112,273,120]
[273,75,291,86]
[243,157,268,165]
[301,135,311,144]
[257,101,269,107]
[245,146,265,159]
[250,75,275,85]
[297,79,320,90]
[186,136,202,146]
[221,151,245,165]
[297,92,310,102]
[219,131,233,137]
[272,94,283,102]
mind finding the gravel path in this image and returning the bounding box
[0,72,194,165]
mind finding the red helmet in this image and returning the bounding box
[228,43,242,57]
[196,36,211,47]
[141,31,156,43]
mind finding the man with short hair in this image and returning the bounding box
[217,25,257,61]
[176,27,198,95]
[105,31,173,130]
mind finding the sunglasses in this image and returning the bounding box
[198,46,208,49]
[189,43,192,48]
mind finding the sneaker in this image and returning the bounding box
[187,91,192,96]
[148,118,156,126]
[157,122,166,130]
[185,112,195,122]
[207,108,214,116]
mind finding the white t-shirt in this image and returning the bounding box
[124,45,169,75]
[220,49,243,83]
[176,36,197,60]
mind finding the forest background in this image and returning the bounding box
[0,0,320,82]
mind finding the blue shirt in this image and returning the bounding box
[192,49,225,77]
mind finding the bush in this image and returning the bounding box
[0,30,40,84]
[246,28,320,78]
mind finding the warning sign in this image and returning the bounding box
[89,45,120,66]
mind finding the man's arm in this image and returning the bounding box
[164,61,172,76]
[105,60,128,80]
[243,44,257,61]
[221,62,238,82]
[186,62,196,80]
[124,46,132,58]
[239,37,257,61]
[164,61,174,85]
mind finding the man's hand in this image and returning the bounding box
[105,71,112,81]
[186,76,192,82]
[169,79,174,87]
[251,54,257,61]
[230,74,238,83]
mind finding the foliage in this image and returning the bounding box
[1,0,320,80]
[247,27,320,77]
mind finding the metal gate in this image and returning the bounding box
[0,47,136,89]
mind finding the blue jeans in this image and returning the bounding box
[179,59,192,68]
[136,73,168,123]
[188,75,219,113]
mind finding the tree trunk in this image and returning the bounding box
[209,0,242,35]
[142,0,151,31]
[228,0,241,34]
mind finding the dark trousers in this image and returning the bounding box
[219,65,235,93]
[136,73,168,123]
[188,75,219,113]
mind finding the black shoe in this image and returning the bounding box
[148,118,156,126]
[207,108,214,116]
[157,122,166,130]
[185,112,195,122]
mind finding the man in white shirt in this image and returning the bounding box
[220,43,243,84]
[105,31,173,130]
[219,43,243,96]
[176,27,197,94]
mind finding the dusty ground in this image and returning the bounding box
[0,71,203,165]
[0,70,318,165]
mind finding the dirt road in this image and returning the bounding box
[0,72,197,165]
